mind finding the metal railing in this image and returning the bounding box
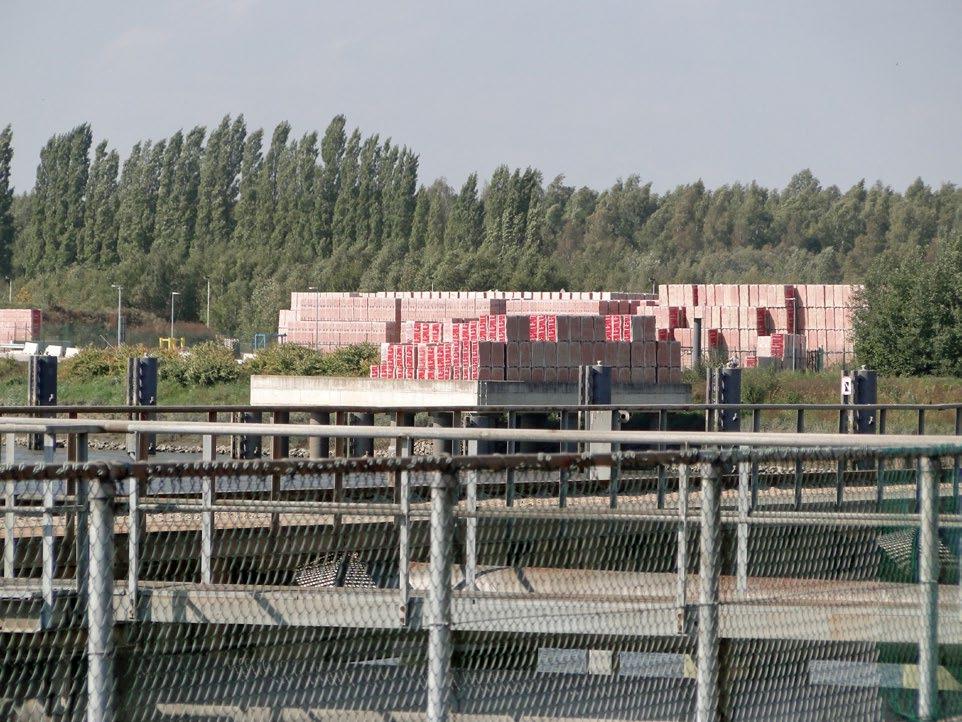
[2,400,962,438]
[0,437,960,721]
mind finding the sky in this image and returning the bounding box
[2,0,961,194]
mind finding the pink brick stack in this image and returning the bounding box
[371,311,680,383]
[276,285,859,377]
[0,309,41,344]
[655,283,858,368]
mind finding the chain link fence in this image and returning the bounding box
[0,447,959,721]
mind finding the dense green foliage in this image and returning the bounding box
[245,342,378,377]
[853,233,962,376]
[58,342,376,387]
[2,116,961,344]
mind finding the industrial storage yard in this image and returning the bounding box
[3,2,960,720]
[278,284,858,379]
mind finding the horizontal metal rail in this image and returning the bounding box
[0,416,961,454]
[1,401,962,414]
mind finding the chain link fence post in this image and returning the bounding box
[427,469,455,722]
[918,455,940,722]
[736,460,750,595]
[697,461,721,722]
[88,470,116,722]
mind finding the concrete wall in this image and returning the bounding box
[250,375,691,408]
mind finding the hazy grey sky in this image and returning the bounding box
[3,1,960,193]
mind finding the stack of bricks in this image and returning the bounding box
[277,285,858,375]
[280,293,401,351]
[654,283,858,368]
[793,285,856,366]
[371,312,681,384]
[0,309,41,344]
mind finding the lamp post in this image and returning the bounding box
[204,276,211,329]
[170,291,180,340]
[308,286,319,351]
[111,284,123,346]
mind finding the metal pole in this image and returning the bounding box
[111,285,122,346]
[737,459,750,595]
[170,291,179,341]
[697,461,721,722]
[3,432,14,578]
[308,411,329,459]
[75,434,89,605]
[309,286,319,351]
[676,463,689,628]
[206,278,211,329]
[427,470,455,722]
[396,413,414,616]
[398,461,411,622]
[41,432,56,629]
[87,474,116,722]
[918,455,939,722]
[201,433,216,584]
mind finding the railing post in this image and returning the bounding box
[656,409,668,509]
[270,411,288,535]
[750,409,761,507]
[918,456,939,722]
[505,411,516,508]
[127,429,147,620]
[736,460,750,595]
[877,408,887,509]
[794,410,805,510]
[41,431,56,629]
[464,413,494,592]
[396,411,415,619]
[427,469,455,722]
[87,472,115,722]
[398,456,411,623]
[75,434,89,605]
[676,463,689,631]
[334,411,347,540]
[954,407,961,514]
[3,432,15,578]
[201,434,216,585]
[697,461,721,722]
[308,411,330,460]
[559,411,577,509]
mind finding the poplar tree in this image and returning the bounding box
[316,115,346,258]
[232,129,263,249]
[81,140,120,265]
[0,126,14,276]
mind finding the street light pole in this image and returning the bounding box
[170,291,180,340]
[111,284,123,346]
[205,277,211,329]
[308,286,319,351]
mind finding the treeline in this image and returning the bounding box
[0,116,960,341]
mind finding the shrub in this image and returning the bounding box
[316,343,379,377]
[60,347,114,382]
[244,343,378,377]
[244,343,326,376]
[181,342,240,386]
[741,366,781,404]
[0,357,23,383]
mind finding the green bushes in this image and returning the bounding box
[244,343,325,376]
[56,341,376,389]
[182,342,241,386]
[60,347,114,381]
[245,343,377,377]
[0,357,22,383]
